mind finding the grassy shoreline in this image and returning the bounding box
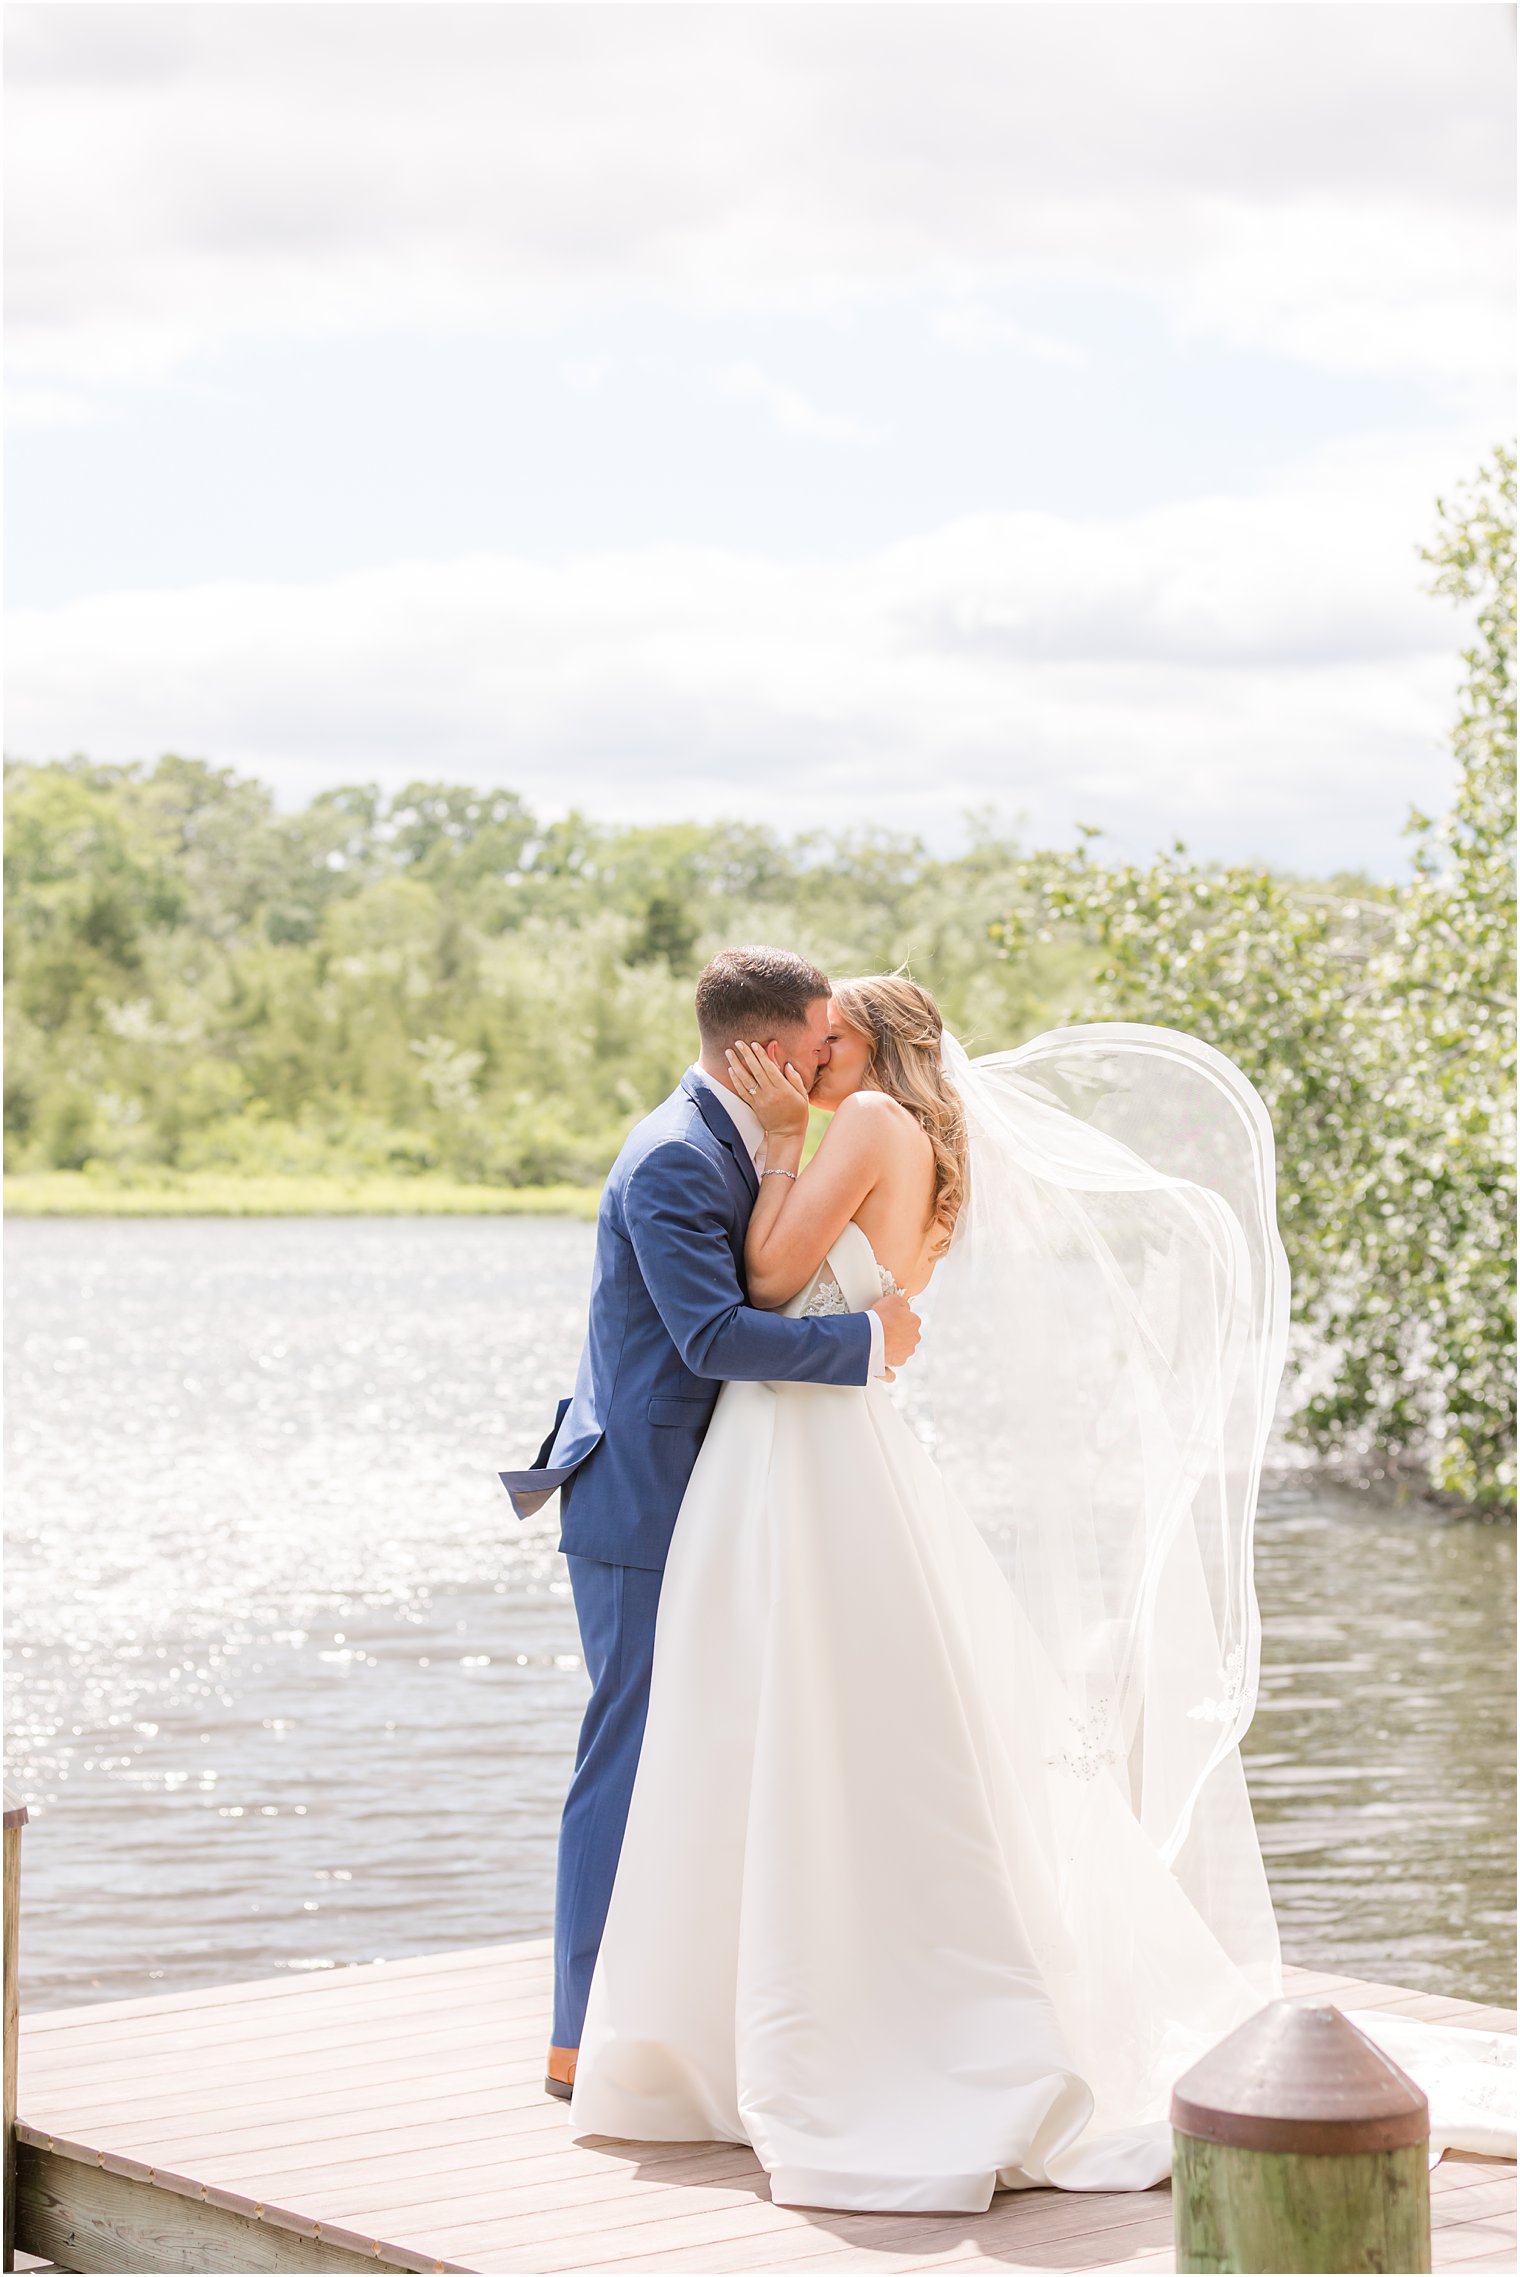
[3,1172,603,1219]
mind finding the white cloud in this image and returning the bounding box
[1173,196,1516,387]
[4,437,1473,875]
[930,305,1087,368]
[4,10,1504,877]
[3,380,109,430]
[710,362,887,445]
[6,4,1511,406]
[561,356,614,398]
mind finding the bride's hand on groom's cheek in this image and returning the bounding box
[727,1042,810,1137]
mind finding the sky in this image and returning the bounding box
[5,2,1515,874]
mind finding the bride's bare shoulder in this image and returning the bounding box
[828,1091,929,1152]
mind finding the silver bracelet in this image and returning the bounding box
[760,1167,798,1181]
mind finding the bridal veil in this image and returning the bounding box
[918,1024,1292,1988]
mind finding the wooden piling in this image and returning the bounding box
[1171,1998,1432,2273]
[3,1787,28,2277]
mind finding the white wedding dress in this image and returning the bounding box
[570,1222,1282,2208]
[567,1037,1515,2212]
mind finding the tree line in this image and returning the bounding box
[2,763,1090,1189]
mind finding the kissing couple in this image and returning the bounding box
[502,944,1491,2210]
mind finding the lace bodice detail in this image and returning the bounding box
[799,1256,903,1316]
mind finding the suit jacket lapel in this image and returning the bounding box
[681,1070,760,1203]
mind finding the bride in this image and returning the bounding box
[565,974,1512,2211]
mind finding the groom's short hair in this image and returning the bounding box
[695,946,831,1046]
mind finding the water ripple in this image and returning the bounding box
[4,1218,1513,2011]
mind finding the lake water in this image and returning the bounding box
[5,1217,1514,2013]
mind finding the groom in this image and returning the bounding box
[500,945,922,2098]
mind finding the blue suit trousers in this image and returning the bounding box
[552,1554,665,2049]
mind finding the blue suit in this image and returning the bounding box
[500,1070,872,2044]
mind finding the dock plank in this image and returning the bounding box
[24,1984,548,2070]
[21,1937,553,2034]
[17,1941,1514,2274]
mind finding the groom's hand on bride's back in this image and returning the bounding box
[873,1291,921,1378]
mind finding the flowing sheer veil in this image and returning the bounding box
[910,1021,1519,2157]
[914,1023,1292,1988]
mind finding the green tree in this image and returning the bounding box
[1000,448,1516,1507]
[4,762,1077,1191]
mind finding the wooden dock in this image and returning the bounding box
[14,1938,1516,2275]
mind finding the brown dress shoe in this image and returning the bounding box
[545,2043,578,2100]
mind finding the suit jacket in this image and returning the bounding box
[498,1069,872,1570]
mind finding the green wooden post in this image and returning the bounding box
[3,1787,28,2277]
[1171,2000,1431,2274]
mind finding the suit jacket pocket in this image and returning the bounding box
[647,1394,708,1427]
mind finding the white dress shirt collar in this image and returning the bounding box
[688,1062,766,1163]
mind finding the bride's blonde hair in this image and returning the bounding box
[828,972,967,1256]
